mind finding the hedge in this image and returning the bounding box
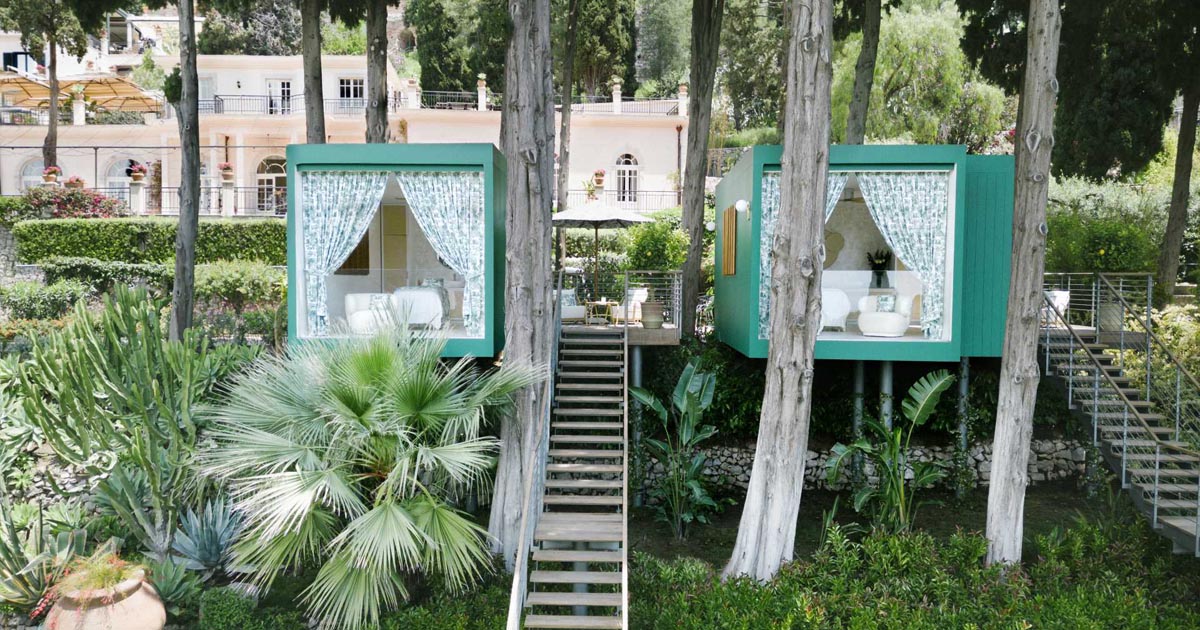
[12,218,286,265]
[0,196,38,229]
[0,280,88,320]
[41,256,173,294]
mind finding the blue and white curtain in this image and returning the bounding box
[757,171,850,340]
[302,170,391,336]
[396,171,487,338]
[857,171,950,339]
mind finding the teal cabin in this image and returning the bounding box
[286,143,506,357]
[714,145,1014,362]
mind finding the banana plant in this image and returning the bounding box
[630,358,721,540]
[826,370,956,533]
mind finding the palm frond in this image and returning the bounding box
[302,548,407,630]
[900,369,955,426]
[406,496,493,594]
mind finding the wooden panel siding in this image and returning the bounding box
[962,154,1015,357]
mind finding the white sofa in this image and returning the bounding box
[820,288,851,330]
[857,294,915,337]
[344,287,447,335]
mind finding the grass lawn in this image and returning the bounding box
[630,481,1114,566]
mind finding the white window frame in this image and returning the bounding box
[615,154,639,203]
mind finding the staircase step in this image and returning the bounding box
[1075,388,1143,398]
[526,591,622,608]
[1159,516,1198,537]
[534,519,623,543]
[1098,424,1176,435]
[1093,412,1167,422]
[1118,453,1200,464]
[557,382,624,391]
[556,395,625,404]
[533,549,623,563]
[562,326,625,335]
[549,449,624,459]
[531,570,622,585]
[540,512,624,522]
[1152,499,1200,509]
[557,371,624,380]
[524,614,621,629]
[544,460,619,470]
[1080,399,1153,408]
[554,408,624,417]
[561,348,625,357]
[1147,483,1200,494]
[550,435,624,444]
[1043,342,1109,350]
[1127,468,1200,478]
[545,479,624,489]
[560,337,625,346]
[552,422,623,430]
[559,360,625,368]
[542,494,624,506]
[1114,439,1190,448]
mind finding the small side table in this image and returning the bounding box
[585,300,612,325]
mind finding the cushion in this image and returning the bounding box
[369,293,391,310]
[876,294,896,313]
[559,289,579,308]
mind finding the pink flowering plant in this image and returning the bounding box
[22,187,128,219]
[64,176,85,186]
[129,163,148,175]
[218,162,233,171]
[42,166,62,176]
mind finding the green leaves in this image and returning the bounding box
[901,369,955,427]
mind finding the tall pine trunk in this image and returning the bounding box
[554,0,580,267]
[985,0,1062,567]
[844,0,880,145]
[170,0,201,341]
[365,0,389,143]
[1156,82,1198,302]
[723,0,834,582]
[680,0,726,336]
[43,40,58,168]
[301,0,326,144]
[488,0,554,570]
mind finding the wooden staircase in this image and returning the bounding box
[1040,327,1200,555]
[523,325,629,629]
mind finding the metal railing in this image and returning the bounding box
[236,186,287,216]
[560,269,682,341]
[620,97,680,116]
[0,107,50,126]
[153,186,284,217]
[153,186,225,216]
[199,95,301,116]
[562,189,682,214]
[1041,276,1200,556]
[506,270,562,629]
[620,274,630,630]
[420,91,478,110]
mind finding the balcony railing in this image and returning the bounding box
[151,186,285,217]
[561,189,682,214]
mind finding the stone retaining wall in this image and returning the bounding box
[644,439,1087,492]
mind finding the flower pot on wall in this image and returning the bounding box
[221,169,234,182]
[130,172,145,182]
[45,571,166,630]
[642,301,664,329]
[65,180,85,189]
[42,174,58,184]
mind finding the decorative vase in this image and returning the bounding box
[593,173,605,187]
[42,174,58,184]
[221,169,234,182]
[130,172,145,182]
[871,270,889,289]
[45,571,166,630]
[641,301,664,329]
[65,180,85,189]
[1097,301,1124,333]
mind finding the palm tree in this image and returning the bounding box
[202,327,541,629]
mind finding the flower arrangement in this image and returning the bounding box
[22,186,128,219]
[64,176,85,188]
[867,249,892,271]
[218,162,233,171]
[129,163,148,175]
[594,168,606,177]
[43,166,62,176]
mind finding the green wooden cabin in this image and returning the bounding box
[286,143,506,357]
[714,145,1014,362]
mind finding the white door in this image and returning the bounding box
[267,80,292,115]
[198,77,215,113]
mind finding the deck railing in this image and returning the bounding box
[561,190,682,214]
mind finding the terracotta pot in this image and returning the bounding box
[65,180,85,189]
[45,571,166,630]
[42,174,58,183]
[130,172,145,182]
[593,174,605,187]
[641,301,664,329]
[221,169,234,182]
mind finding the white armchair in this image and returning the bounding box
[611,288,649,324]
[344,293,395,335]
[556,289,587,322]
[857,294,915,337]
[820,288,851,331]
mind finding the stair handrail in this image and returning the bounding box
[621,272,630,630]
[1042,292,1198,461]
[506,270,564,630]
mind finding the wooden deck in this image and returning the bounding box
[562,323,680,346]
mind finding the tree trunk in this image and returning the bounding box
[680,0,726,337]
[170,0,201,341]
[985,0,1062,567]
[554,0,581,268]
[488,0,554,570]
[722,0,833,582]
[301,0,326,144]
[1156,81,1198,302]
[43,39,58,168]
[365,0,389,143]
[844,0,880,145]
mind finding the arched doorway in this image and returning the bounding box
[19,159,44,192]
[615,153,639,203]
[256,156,287,215]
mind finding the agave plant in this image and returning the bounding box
[202,328,540,630]
[0,497,85,609]
[172,498,244,582]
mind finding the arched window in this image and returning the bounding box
[256,156,287,215]
[615,153,638,203]
[19,159,44,192]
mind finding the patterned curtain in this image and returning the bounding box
[857,171,950,339]
[302,170,391,336]
[757,172,850,340]
[396,171,487,338]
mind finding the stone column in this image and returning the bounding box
[477,75,487,111]
[129,179,147,215]
[220,177,235,217]
[72,99,86,126]
[611,77,622,115]
[405,79,421,110]
[678,82,689,116]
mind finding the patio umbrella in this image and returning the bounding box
[552,200,651,298]
[0,72,54,107]
[57,74,163,113]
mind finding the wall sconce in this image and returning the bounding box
[705,221,716,232]
[735,199,749,214]
[236,80,241,89]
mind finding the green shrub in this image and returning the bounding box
[0,196,38,229]
[41,256,174,294]
[379,582,510,630]
[21,186,127,219]
[0,280,88,319]
[194,260,284,309]
[1046,177,1165,273]
[563,228,626,259]
[626,220,688,271]
[12,218,286,264]
[199,587,307,630]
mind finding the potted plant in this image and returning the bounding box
[45,546,166,630]
[582,178,597,201]
[593,168,606,187]
[42,166,62,183]
[64,176,86,189]
[218,162,234,182]
[129,163,148,182]
[867,248,892,288]
[641,286,665,329]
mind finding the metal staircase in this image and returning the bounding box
[1041,274,1200,555]
[508,274,629,629]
